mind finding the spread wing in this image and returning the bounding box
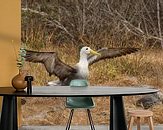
[24,50,77,81]
[88,48,139,65]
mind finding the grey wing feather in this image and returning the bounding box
[24,50,77,81]
[88,48,139,65]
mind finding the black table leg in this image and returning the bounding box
[0,96,18,130]
[110,96,127,130]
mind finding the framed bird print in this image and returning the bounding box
[21,0,163,128]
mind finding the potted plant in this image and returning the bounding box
[11,47,28,91]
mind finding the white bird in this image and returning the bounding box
[24,46,139,85]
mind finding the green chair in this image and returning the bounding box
[65,79,95,130]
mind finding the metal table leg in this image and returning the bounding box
[0,96,18,130]
[110,96,127,130]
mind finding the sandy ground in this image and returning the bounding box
[21,96,163,126]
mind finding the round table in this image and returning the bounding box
[0,86,159,130]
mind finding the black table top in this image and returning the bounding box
[0,86,159,97]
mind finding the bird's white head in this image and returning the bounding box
[80,46,100,57]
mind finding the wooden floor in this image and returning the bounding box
[20,125,163,130]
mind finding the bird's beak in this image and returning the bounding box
[90,49,101,56]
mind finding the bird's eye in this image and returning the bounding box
[86,48,88,50]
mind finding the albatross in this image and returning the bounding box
[24,47,139,85]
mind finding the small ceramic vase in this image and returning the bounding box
[11,70,27,91]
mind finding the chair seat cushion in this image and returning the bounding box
[66,97,95,108]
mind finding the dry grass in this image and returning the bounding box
[21,44,163,125]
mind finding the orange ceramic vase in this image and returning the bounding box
[12,70,27,91]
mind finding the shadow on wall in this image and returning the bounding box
[0,33,19,42]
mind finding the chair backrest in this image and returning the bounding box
[70,79,89,87]
[66,79,94,108]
